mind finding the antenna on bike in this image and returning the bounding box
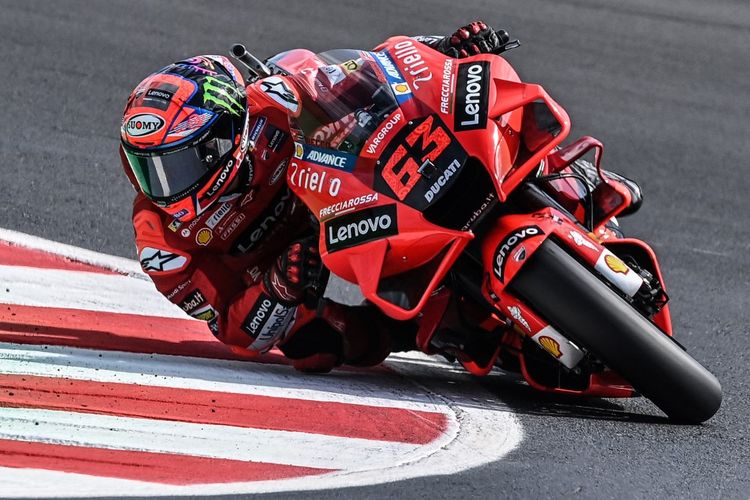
[230,44,272,79]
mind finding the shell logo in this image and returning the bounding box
[391,82,411,95]
[604,254,629,275]
[294,142,304,159]
[538,336,563,358]
[196,228,213,246]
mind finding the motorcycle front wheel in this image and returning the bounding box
[510,239,722,423]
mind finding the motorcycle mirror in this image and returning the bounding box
[230,44,272,79]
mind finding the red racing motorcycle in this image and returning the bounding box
[231,35,721,423]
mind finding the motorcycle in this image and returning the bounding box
[229,34,722,423]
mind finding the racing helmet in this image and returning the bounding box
[121,55,250,221]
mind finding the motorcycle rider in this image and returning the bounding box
[120,21,642,372]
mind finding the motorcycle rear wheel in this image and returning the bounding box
[510,240,722,423]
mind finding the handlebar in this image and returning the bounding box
[230,44,272,79]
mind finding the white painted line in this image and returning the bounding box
[0,407,425,470]
[0,362,521,498]
[0,342,450,412]
[0,264,185,318]
[0,229,525,496]
[0,228,145,278]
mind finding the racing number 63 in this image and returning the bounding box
[382,116,451,200]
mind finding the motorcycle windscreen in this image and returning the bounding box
[288,49,399,155]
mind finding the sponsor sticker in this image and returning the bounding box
[507,305,531,331]
[594,249,644,297]
[167,219,182,233]
[365,111,403,155]
[568,230,598,251]
[205,202,232,229]
[392,39,433,90]
[454,61,490,131]
[294,142,304,159]
[513,246,527,263]
[538,336,562,358]
[248,116,267,147]
[296,143,357,171]
[325,204,398,253]
[241,190,256,207]
[259,76,300,114]
[241,294,295,351]
[439,58,454,115]
[220,213,246,240]
[370,50,412,104]
[320,64,346,86]
[424,158,462,204]
[180,289,206,313]
[165,279,192,300]
[390,82,411,96]
[125,113,165,138]
[492,226,543,283]
[319,193,379,220]
[191,303,218,322]
[203,160,235,199]
[265,126,288,152]
[139,247,188,273]
[460,192,496,231]
[605,254,629,274]
[341,58,361,74]
[232,188,291,254]
[268,158,289,185]
[289,162,342,196]
[532,325,585,369]
[195,228,213,246]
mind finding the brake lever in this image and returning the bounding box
[492,39,522,55]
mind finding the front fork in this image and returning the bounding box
[475,207,671,396]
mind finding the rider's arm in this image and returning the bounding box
[132,200,298,356]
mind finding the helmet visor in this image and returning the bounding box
[124,135,235,201]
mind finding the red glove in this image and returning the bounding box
[437,21,510,58]
[264,236,322,305]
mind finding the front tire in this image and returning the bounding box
[510,240,722,423]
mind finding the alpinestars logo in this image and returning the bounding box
[139,247,188,273]
[325,204,398,253]
[454,61,490,131]
[202,76,243,116]
[259,76,299,114]
[492,226,543,283]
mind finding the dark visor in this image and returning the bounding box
[123,117,236,200]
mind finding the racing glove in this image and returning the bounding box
[435,21,510,58]
[264,236,322,305]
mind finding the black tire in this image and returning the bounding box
[510,240,722,423]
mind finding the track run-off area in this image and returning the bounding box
[0,228,521,497]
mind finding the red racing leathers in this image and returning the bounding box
[125,28,504,369]
[126,63,401,370]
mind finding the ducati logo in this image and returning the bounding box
[493,226,543,283]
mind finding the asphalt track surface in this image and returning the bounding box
[1,0,749,498]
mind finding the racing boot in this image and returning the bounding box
[570,159,643,216]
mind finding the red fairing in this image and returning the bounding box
[275,36,679,398]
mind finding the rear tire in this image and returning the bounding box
[510,240,722,423]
